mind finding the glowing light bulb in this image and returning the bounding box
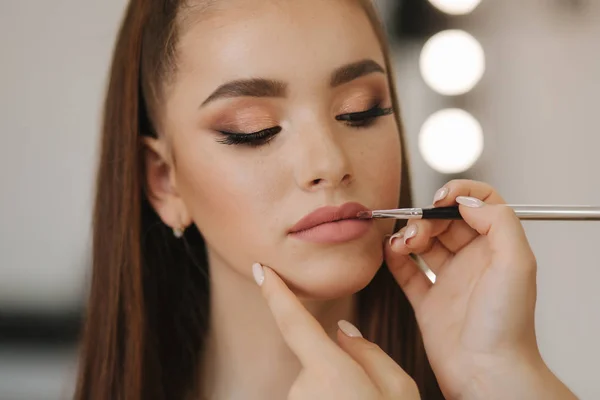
[420,30,485,96]
[428,0,482,15]
[419,109,484,174]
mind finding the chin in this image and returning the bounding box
[277,236,385,300]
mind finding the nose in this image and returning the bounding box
[293,124,353,192]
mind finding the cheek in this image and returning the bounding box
[360,121,402,209]
[175,144,286,264]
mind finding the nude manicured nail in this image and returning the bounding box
[456,196,485,208]
[403,225,418,244]
[388,229,405,250]
[252,263,265,286]
[338,320,363,338]
[433,187,449,203]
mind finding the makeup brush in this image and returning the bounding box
[357,205,600,221]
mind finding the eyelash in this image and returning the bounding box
[217,104,394,147]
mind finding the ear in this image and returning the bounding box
[142,137,192,231]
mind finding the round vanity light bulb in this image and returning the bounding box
[428,0,482,15]
[418,108,484,174]
[420,30,485,96]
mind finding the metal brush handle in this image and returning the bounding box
[370,205,600,221]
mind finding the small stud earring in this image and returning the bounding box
[173,226,184,238]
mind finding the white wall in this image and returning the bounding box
[470,2,600,398]
[0,3,128,398]
[0,0,128,310]
[392,1,600,398]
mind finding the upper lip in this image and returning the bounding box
[289,202,370,233]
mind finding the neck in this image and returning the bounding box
[200,249,356,400]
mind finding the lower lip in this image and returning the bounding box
[289,219,373,244]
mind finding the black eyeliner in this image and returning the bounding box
[217,126,281,146]
[335,106,393,122]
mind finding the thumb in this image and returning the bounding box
[455,196,535,261]
[336,320,420,399]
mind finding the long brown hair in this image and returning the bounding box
[74,1,443,399]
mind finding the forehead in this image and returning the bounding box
[175,0,384,90]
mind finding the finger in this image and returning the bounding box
[431,180,507,252]
[419,240,452,277]
[384,242,432,310]
[436,220,479,253]
[454,198,535,265]
[336,321,420,398]
[433,179,506,207]
[254,264,344,367]
[396,221,453,275]
[394,218,476,255]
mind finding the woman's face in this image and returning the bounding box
[153,0,401,299]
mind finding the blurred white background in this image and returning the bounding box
[1,0,599,398]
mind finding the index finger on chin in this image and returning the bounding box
[255,264,345,368]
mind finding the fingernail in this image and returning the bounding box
[252,263,265,286]
[456,196,485,208]
[388,229,405,249]
[338,320,363,338]
[404,225,418,244]
[433,187,449,204]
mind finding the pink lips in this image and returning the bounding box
[289,202,373,244]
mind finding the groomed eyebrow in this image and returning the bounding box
[201,78,287,107]
[200,59,386,107]
[330,59,386,87]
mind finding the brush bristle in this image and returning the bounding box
[356,211,372,219]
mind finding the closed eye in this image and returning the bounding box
[217,126,281,147]
[215,104,393,147]
[336,104,394,128]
